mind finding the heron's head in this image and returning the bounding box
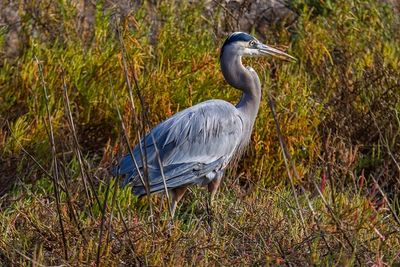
[221,32,296,61]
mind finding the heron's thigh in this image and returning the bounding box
[208,175,223,195]
[170,186,188,203]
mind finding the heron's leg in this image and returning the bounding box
[207,173,223,206]
[206,173,223,231]
[169,186,188,217]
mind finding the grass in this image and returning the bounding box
[1,180,399,265]
[0,0,399,265]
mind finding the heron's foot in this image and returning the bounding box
[166,219,175,234]
[205,198,215,233]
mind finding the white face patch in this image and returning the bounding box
[243,47,261,57]
[230,41,260,57]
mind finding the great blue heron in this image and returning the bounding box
[115,32,295,216]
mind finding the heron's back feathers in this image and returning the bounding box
[115,99,245,195]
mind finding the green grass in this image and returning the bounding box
[0,0,399,265]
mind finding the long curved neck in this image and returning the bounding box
[220,51,262,126]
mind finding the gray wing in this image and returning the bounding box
[115,99,244,195]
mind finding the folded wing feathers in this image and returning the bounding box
[116,100,243,195]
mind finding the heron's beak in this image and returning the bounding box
[257,43,296,62]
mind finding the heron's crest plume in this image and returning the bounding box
[222,32,255,47]
[220,32,258,58]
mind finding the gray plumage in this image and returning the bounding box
[118,100,243,195]
[114,32,295,214]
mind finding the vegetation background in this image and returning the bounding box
[0,0,399,265]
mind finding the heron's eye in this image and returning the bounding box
[249,40,256,47]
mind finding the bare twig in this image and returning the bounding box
[312,180,361,265]
[265,81,335,260]
[105,176,119,252]
[6,121,53,180]
[7,120,88,244]
[2,241,70,267]
[109,79,140,262]
[150,134,174,222]
[117,202,141,264]
[96,174,111,266]
[115,21,155,232]
[57,158,88,244]
[369,109,400,185]
[211,0,239,27]
[267,92,307,232]
[62,73,102,213]
[370,175,400,227]
[35,56,68,260]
